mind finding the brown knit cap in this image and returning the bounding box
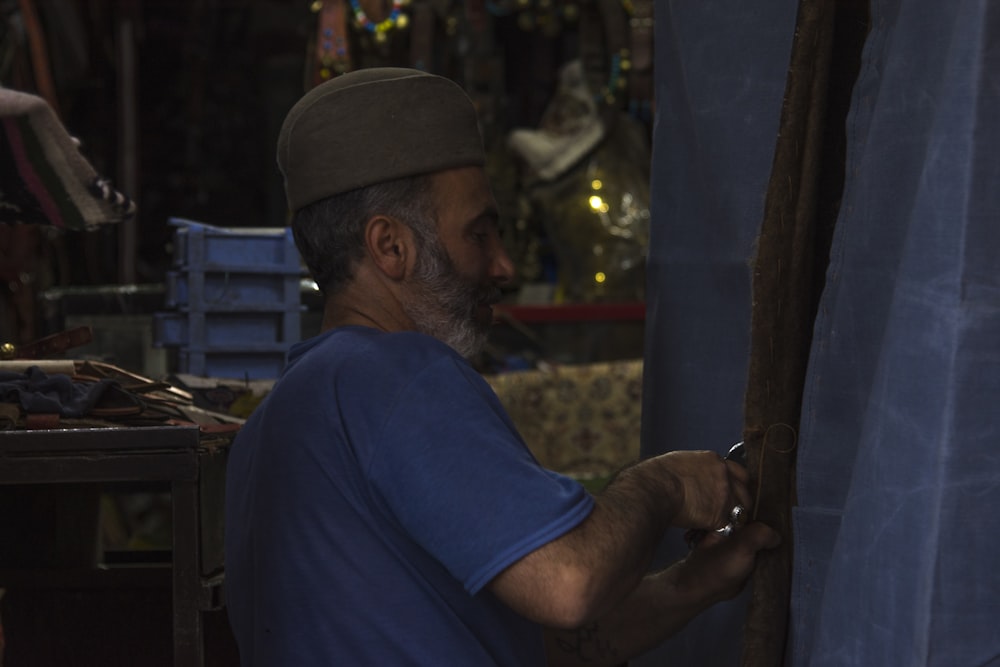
[276,68,486,213]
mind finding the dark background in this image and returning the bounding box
[2,0,642,287]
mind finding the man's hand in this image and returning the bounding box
[674,520,782,605]
[648,450,754,532]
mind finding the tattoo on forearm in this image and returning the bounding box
[555,622,619,662]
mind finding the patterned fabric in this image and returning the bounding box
[0,88,135,229]
[485,359,643,479]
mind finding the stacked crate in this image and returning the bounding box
[153,218,302,379]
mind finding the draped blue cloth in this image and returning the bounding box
[637,3,796,665]
[793,1,1000,665]
[640,1,1000,665]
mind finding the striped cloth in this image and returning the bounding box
[0,87,135,229]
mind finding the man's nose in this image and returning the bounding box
[491,242,516,285]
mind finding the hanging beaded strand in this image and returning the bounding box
[350,0,410,43]
[311,0,351,83]
[593,0,634,107]
[597,48,631,106]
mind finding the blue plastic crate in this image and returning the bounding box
[153,310,300,349]
[169,218,301,273]
[176,348,288,380]
[165,270,302,311]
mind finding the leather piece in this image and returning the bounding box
[409,0,435,70]
[12,326,92,359]
[628,0,654,107]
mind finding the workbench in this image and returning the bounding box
[0,424,229,666]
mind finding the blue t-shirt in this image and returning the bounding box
[225,327,595,665]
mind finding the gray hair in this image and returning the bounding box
[291,174,436,296]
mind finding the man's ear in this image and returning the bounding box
[364,215,411,281]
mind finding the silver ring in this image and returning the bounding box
[730,504,745,523]
[715,523,734,537]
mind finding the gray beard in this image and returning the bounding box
[402,238,493,359]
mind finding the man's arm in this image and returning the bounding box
[488,451,752,628]
[543,522,781,667]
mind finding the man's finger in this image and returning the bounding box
[737,521,782,551]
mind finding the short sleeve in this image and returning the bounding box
[367,354,594,594]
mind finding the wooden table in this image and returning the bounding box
[0,424,228,666]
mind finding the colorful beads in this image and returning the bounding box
[597,48,631,105]
[349,0,409,38]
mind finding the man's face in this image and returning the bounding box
[402,167,515,358]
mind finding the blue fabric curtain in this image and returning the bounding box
[637,3,797,665]
[792,1,1000,665]
[641,1,1000,665]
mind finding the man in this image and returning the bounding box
[224,67,779,666]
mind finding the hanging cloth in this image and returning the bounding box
[791,1,1000,664]
[635,2,798,665]
[740,0,843,663]
[0,88,135,230]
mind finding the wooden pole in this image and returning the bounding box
[117,0,140,284]
[740,2,836,665]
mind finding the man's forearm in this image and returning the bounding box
[556,462,683,616]
[542,523,781,667]
[488,461,682,627]
[542,563,710,667]
[489,451,736,628]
